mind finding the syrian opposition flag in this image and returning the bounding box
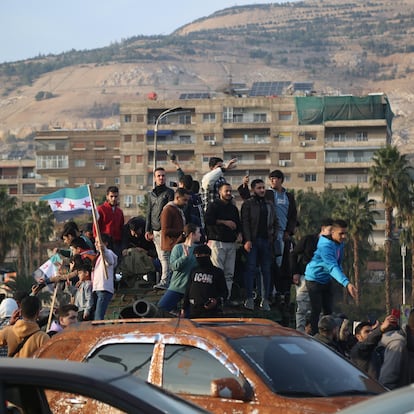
[33,253,62,283]
[40,185,93,222]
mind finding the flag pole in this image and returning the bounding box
[87,184,109,280]
[46,283,59,332]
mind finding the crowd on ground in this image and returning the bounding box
[0,155,413,392]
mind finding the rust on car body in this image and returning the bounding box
[35,318,386,414]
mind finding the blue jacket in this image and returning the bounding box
[304,235,349,287]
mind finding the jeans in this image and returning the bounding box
[94,290,113,320]
[157,290,183,312]
[208,240,236,299]
[244,237,272,300]
[153,230,171,284]
[305,280,333,335]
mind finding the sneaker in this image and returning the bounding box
[244,298,255,310]
[260,299,271,311]
[153,281,168,290]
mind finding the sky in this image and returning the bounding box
[0,1,291,64]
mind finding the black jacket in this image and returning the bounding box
[205,199,241,242]
[290,233,319,276]
[145,185,174,233]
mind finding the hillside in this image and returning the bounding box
[1,0,414,155]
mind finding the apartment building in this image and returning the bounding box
[119,94,391,243]
[34,129,121,199]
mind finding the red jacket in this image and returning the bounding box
[95,202,124,242]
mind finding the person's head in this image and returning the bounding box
[194,244,212,267]
[61,228,78,246]
[331,219,348,243]
[128,217,145,238]
[63,221,79,234]
[20,296,41,320]
[250,178,266,197]
[153,167,166,187]
[191,180,200,194]
[81,222,93,238]
[57,304,79,328]
[268,169,284,190]
[106,186,119,207]
[174,188,190,208]
[70,237,89,254]
[182,223,201,244]
[320,218,333,236]
[218,182,232,202]
[0,298,18,318]
[354,321,372,342]
[318,315,337,339]
[77,262,92,282]
[179,174,193,191]
[305,315,312,335]
[13,290,29,307]
[208,157,223,170]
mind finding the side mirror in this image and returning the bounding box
[210,377,252,401]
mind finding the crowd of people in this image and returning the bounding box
[1,156,414,392]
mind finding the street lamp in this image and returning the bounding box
[152,106,183,172]
[401,242,407,304]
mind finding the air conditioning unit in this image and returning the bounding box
[278,160,286,167]
[100,166,106,170]
[209,141,216,146]
[300,141,307,147]
[93,183,100,188]
[125,203,131,208]
[138,185,144,190]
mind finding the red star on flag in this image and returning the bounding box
[54,200,63,209]
[69,201,75,210]
[83,200,91,208]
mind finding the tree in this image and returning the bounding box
[369,146,413,313]
[0,188,23,265]
[333,186,377,307]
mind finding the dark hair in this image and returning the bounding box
[154,167,165,174]
[218,182,231,190]
[61,227,78,240]
[269,169,284,181]
[354,321,371,336]
[20,296,41,319]
[13,290,29,304]
[81,222,93,233]
[100,233,112,245]
[77,261,92,274]
[251,178,264,189]
[70,237,89,250]
[194,244,211,256]
[175,188,190,198]
[179,174,193,191]
[182,223,198,239]
[128,217,145,232]
[70,254,85,270]
[320,218,333,228]
[191,180,200,194]
[63,221,79,233]
[106,186,119,194]
[332,219,348,229]
[57,304,78,319]
[208,157,223,169]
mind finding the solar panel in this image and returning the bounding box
[292,82,314,91]
[249,81,291,97]
[179,93,210,99]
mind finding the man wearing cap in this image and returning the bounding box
[314,315,345,355]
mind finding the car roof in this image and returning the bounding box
[0,358,208,414]
[58,317,302,340]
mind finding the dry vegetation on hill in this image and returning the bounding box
[1,0,414,155]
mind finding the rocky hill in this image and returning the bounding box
[1,0,414,156]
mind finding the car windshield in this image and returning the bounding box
[229,335,385,398]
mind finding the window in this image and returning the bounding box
[74,159,86,167]
[163,345,238,396]
[136,114,144,122]
[279,152,291,161]
[203,134,216,143]
[124,175,132,185]
[179,135,192,144]
[253,113,267,122]
[86,343,154,381]
[95,160,106,170]
[355,131,368,141]
[279,111,292,121]
[124,155,131,164]
[136,134,144,142]
[305,133,317,141]
[254,153,267,160]
[36,155,68,169]
[124,114,132,122]
[124,135,132,142]
[72,142,86,150]
[93,141,106,150]
[202,113,216,123]
[278,132,292,143]
[179,114,191,124]
[304,152,317,160]
[136,175,144,184]
[305,174,317,182]
[136,155,143,163]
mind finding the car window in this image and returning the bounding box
[229,335,385,397]
[85,343,154,380]
[162,344,239,396]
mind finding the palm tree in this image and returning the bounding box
[369,145,413,313]
[0,188,23,265]
[333,186,377,307]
